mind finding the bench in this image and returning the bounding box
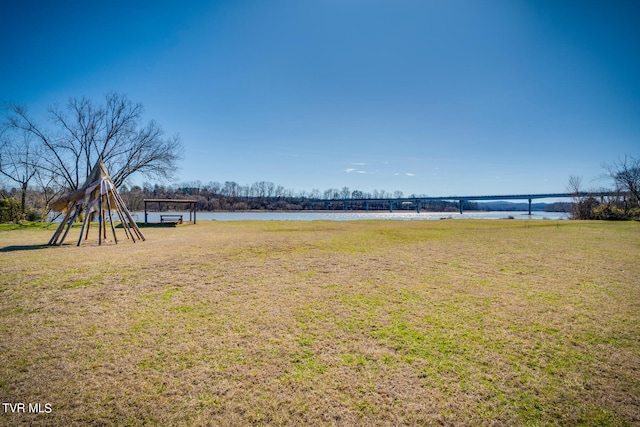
[160,214,183,224]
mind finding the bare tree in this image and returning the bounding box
[223,181,239,198]
[6,93,183,192]
[567,175,583,195]
[309,188,321,199]
[351,189,364,199]
[340,186,350,199]
[566,174,593,219]
[265,182,275,198]
[605,155,640,207]
[0,127,40,213]
[33,168,66,220]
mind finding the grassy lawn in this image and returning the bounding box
[1,220,639,426]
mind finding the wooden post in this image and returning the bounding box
[82,202,95,243]
[113,191,145,241]
[102,204,107,241]
[98,193,103,246]
[59,204,82,246]
[115,200,133,241]
[49,206,71,245]
[84,212,92,241]
[104,184,118,244]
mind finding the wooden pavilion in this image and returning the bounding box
[143,199,198,225]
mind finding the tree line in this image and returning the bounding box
[117,182,478,213]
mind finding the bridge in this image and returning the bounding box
[323,191,618,215]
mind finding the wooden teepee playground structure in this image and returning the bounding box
[48,160,145,246]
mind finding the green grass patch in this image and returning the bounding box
[0,221,58,231]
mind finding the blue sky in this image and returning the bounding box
[2,0,639,196]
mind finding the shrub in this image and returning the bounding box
[24,209,44,222]
[571,197,599,219]
[0,198,22,223]
[627,207,640,221]
[591,205,626,220]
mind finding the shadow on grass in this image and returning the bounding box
[0,244,51,253]
[127,222,180,228]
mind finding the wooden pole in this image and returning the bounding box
[112,190,145,241]
[102,198,107,241]
[117,193,143,241]
[98,191,103,246]
[104,183,118,244]
[114,198,134,241]
[100,192,107,241]
[115,192,141,242]
[49,206,71,245]
[84,212,92,241]
[77,205,92,246]
[59,204,82,246]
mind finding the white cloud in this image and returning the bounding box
[406,173,415,177]
[352,162,366,166]
[346,168,367,174]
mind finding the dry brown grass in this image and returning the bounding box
[1,220,639,426]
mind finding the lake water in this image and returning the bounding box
[132,210,570,222]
